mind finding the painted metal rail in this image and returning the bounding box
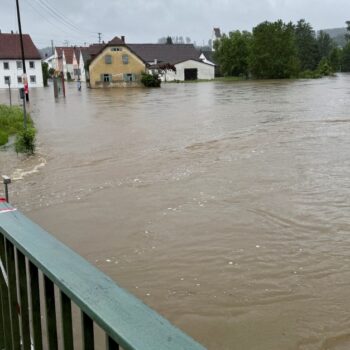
[0,200,205,350]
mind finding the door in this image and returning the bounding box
[184,68,198,81]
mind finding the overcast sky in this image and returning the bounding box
[1,0,349,48]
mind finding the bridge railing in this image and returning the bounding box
[0,200,205,350]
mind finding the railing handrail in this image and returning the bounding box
[0,201,205,350]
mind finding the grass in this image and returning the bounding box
[0,104,34,147]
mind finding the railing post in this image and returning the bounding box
[5,238,21,349]
[61,291,74,349]
[106,335,119,350]
[17,250,31,349]
[44,275,58,350]
[82,311,94,350]
[0,235,12,350]
[29,261,43,350]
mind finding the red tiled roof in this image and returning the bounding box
[0,33,41,59]
[56,47,75,64]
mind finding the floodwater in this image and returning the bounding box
[1,75,350,350]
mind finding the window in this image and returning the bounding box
[3,62,9,70]
[4,76,10,84]
[123,73,135,82]
[102,74,112,82]
[29,61,35,69]
[30,75,36,83]
[17,76,22,83]
[17,61,22,69]
[111,47,122,52]
[122,54,129,64]
[105,55,112,64]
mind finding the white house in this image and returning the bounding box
[127,43,215,81]
[43,53,56,70]
[0,33,43,89]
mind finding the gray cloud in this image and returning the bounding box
[1,0,349,48]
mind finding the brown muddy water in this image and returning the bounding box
[1,75,350,350]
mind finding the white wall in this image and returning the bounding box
[154,60,215,81]
[0,59,43,89]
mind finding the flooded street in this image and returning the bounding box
[1,75,350,349]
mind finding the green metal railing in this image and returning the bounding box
[0,200,205,350]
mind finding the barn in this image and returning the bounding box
[128,43,215,81]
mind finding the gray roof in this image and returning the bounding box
[127,44,200,65]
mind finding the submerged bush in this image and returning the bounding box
[141,72,161,87]
[15,128,36,154]
[0,130,8,146]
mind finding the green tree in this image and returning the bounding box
[317,31,334,59]
[250,20,299,79]
[214,30,252,77]
[342,43,350,71]
[329,47,342,71]
[345,21,350,42]
[41,62,49,87]
[295,19,319,71]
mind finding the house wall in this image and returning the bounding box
[79,52,86,82]
[89,46,146,88]
[0,59,43,89]
[151,60,215,82]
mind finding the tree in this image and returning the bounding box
[342,43,350,71]
[329,47,342,71]
[214,30,252,77]
[250,20,299,79]
[345,21,350,42]
[41,62,49,87]
[295,19,319,71]
[317,31,334,59]
[185,37,191,44]
[166,36,173,45]
[158,63,176,82]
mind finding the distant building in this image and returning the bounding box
[129,43,215,81]
[88,36,215,88]
[89,36,146,88]
[0,32,43,89]
[212,27,222,51]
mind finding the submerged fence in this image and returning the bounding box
[0,200,205,350]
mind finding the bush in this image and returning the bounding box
[15,128,36,154]
[317,58,333,76]
[298,70,322,79]
[0,130,8,146]
[141,72,161,87]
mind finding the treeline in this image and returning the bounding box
[214,19,350,79]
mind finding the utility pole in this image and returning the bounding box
[51,39,54,55]
[98,32,102,44]
[7,80,12,106]
[15,0,28,127]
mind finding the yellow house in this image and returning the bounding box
[89,36,146,88]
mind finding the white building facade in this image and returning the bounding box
[0,59,43,89]
[0,33,43,89]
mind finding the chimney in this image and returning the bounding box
[11,30,14,34]
[121,36,125,43]
[153,58,158,65]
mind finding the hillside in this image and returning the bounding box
[319,27,347,47]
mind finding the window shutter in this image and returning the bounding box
[100,74,104,82]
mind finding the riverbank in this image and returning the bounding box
[0,104,36,153]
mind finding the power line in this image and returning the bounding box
[33,0,95,35]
